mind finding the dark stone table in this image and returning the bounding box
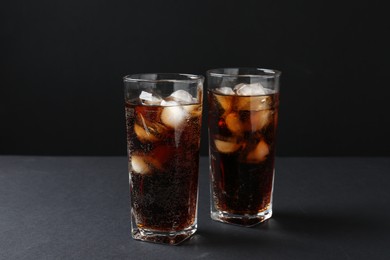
[1,156,389,259]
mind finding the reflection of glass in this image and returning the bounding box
[207,68,281,226]
[123,73,204,245]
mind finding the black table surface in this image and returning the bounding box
[1,156,389,259]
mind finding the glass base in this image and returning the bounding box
[211,209,272,227]
[131,224,197,245]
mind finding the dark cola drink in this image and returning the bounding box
[208,84,279,226]
[125,94,202,243]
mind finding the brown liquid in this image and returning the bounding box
[125,102,202,231]
[208,90,279,215]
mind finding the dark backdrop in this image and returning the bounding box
[1,0,389,156]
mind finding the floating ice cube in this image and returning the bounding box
[240,110,273,132]
[134,123,159,143]
[250,110,273,131]
[131,155,151,174]
[169,89,195,104]
[234,82,266,96]
[225,112,244,136]
[235,96,273,111]
[263,88,275,94]
[135,114,168,140]
[216,87,235,95]
[139,91,162,105]
[246,140,269,163]
[160,101,188,128]
[161,100,179,106]
[214,139,241,153]
[183,103,202,116]
[215,94,233,115]
[214,87,235,115]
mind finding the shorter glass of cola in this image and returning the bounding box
[207,68,281,226]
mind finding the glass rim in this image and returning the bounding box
[207,67,281,78]
[123,73,204,84]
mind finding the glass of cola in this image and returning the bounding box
[123,73,204,244]
[207,68,281,226]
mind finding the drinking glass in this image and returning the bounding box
[123,73,204,244]
[207,68,281,226]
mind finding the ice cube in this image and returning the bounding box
[183,103,202,117]
[215,94,234,115]
[263,88,275,94]
[214,139,241,153]
[225,112,244,136]
[139,91,162,105]
[131,155,151,174]
[160,101,188,128]
[240,110,273,132]
[235,96,273,111]
[161,100,179,106]
[134,123,159,143]
[169,89,195,104]
[216,87,235,95]
[135,114,168,140]
[234,82,266,96]
[249,110,273,131]
[246,140,269,163]
[131,153,166,174]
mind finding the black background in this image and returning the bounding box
[1,0,389,156]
